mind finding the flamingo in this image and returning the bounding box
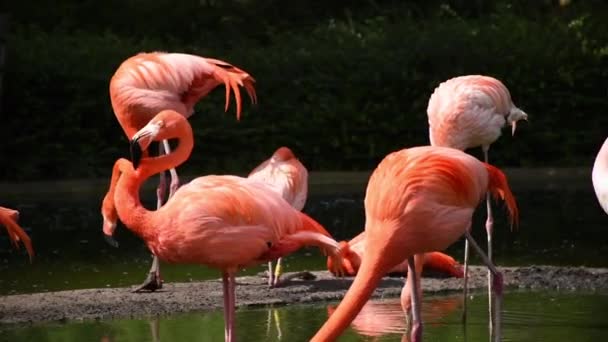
[101,110,348,342]
[426,75,527,324]
[247,146,313,287]
[310,146,518,342]
[327,231,464,278]
[106,51,257,291]
[0,206,34,261]
[592,138,608,214]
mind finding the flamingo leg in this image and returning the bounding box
[407,256,423,342]
[483,146,495,334]
[267,261,274,287]
[461,232,470,324]
[222,273,231,341]
[227,272,237,342]
[464,231,502,342]
[133,143,166,292]
[272,257,283,287]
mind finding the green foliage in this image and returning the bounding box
[1,1,607,180]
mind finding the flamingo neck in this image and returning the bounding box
[114,121,194,241]
[310,256,386,342]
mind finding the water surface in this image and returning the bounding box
[1,170,607,295]
[1,291,607,341]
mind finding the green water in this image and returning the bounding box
[1,177,608,295]
[1,291,607,341]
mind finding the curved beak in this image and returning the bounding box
[130,121,162,169]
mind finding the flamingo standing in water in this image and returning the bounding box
[592,138,608,214]
[101,110,348,342]
[248,146,317,286]
[310,146,518,342]
[105,51,257,291]
[327,231,464,278]
[426,75,527,323]
[0,206,34,260]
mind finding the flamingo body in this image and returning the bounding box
[427,75,527,150]
[311,146,518,342]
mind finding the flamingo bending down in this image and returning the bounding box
[101,110,347,342]
[0,206,34,261]
[310,146,518,342]
[427,75,527,323]
[106,51,257,291]
[248,146,318,287]
[592,138,608,215]
[327,231,464,278]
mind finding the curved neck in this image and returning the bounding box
[311,254,386,341]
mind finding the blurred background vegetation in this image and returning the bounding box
[0,0,606,181]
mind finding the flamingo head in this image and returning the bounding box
[130,110,187,169]
[507,107,528,136]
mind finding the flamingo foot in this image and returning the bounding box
[133,271,163,292]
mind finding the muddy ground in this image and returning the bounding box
[1,265,607,325]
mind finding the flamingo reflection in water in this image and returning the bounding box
[327,295,462,341]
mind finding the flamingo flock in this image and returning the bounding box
[3,49,606,342]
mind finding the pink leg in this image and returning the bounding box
[483,147,495,334]
[407,256,423,342]
[222,273,231,341]
[222,271,236,342]
[464,231,502,342]
[267,261,274,287]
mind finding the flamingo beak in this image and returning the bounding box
[130,121,162,169]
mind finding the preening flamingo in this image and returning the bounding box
[247,146,314,286]
[327,231,464,278]
[0,206,34,261]
[427,74,527,323]
[310,146,518,342]
[101,110,347,342]
[106,51,257,291]
[592,138,608,215]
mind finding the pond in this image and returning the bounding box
[1,169,608,341]
[1,291,607,341]
[1,169,606,295]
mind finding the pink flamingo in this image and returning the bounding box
[247,146,312,286]
[427,75,527,323]
[327,231,464,278]
[106,51,257,291]
[310,146,518,342]
[101,110,347,342]
[592,138,608,214]
[0,206,34,261]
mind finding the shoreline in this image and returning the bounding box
[1,265,607,326]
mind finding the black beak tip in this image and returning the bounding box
[104,234,119,248]
[130,139,143,169]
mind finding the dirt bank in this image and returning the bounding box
[1,265,607,325]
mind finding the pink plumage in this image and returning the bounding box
[427,75,527,151]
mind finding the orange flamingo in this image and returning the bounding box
[327,231,464,278]
[247,146,311,286]
[427,75,527,323]
[0,206,34,261]
[310,146,518,342]
[592,138,608,214]
[102,110,347,342]
[106,51,257,291]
